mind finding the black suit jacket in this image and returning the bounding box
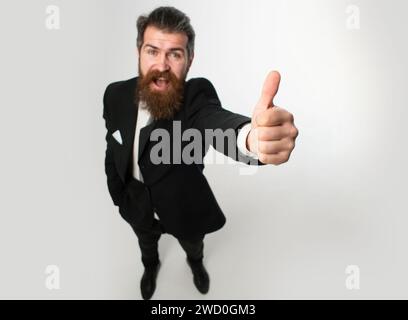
[103,76,261,239]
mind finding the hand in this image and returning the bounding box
[247,71,298,165]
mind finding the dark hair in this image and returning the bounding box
[136,6,195,59]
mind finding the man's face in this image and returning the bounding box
[137,25,194,120]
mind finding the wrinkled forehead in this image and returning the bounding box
[142,25,188,52]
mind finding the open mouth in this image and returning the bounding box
[152,77,170,90]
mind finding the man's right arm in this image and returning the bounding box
[103,83,126,207]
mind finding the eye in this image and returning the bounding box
[169,51,182,59]
[146,48,158,56]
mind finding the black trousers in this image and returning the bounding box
[131,218,205,268]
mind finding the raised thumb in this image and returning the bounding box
[256,70,281,110]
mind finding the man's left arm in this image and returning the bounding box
[185,77,261,165]
[186,72,298,165]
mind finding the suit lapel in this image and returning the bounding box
[113,82,136,182]
[112,77,140,182]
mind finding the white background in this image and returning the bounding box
[0,0,407,299]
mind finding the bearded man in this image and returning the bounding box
[103,6,298,300]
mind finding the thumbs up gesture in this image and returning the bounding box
[247,71,298,165]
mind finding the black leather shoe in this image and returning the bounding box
[186,258,209,294]
[140,261,161,300]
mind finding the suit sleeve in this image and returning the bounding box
[103,84,126,206]
[186,78,263,165]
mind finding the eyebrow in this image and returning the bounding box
[144,44,185,53]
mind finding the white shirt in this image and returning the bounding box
[131,101,257,219]
[132,101,152,181]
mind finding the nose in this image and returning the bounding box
[156,53,170,72]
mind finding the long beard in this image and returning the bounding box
[136,67,185,120]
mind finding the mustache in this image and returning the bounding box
[142,69,178,83]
